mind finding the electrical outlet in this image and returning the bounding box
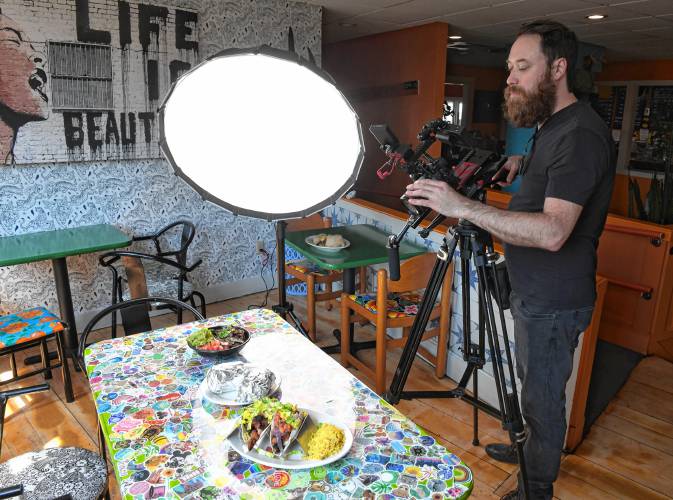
[256,240,265,253]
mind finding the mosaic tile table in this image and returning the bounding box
[84,308,473,499]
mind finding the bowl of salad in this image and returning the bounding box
[186,324,250,357]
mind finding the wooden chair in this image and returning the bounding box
[0,307,73,403]
[340,253,452,395]
[285,215,366,341]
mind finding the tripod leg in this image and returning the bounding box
[472,240,530,500]
[385,234,458,404]
[473,370,479,446]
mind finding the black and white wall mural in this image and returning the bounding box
[0,0,322,317]
[0,0,199,164]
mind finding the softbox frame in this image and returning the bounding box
[158,45,365,221]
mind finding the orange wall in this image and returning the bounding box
[446,64,506,91]
[597,59,673,81]
[323,23,449,210]
[447,64,507,137]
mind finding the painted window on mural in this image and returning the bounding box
[48,42,114,110]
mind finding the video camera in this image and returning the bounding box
[369,118,506,213]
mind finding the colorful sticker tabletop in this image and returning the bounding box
[85,308,473,499]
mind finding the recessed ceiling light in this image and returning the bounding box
[586,14,606,20]
[339,22,357,27]
[449,35,462,40]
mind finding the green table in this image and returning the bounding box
[285,224,427,352]
[0,224,131,359]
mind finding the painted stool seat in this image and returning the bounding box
[347,291,432,318]
[0,307,64,349]
[0,447,108,500]
[287,260,339,277]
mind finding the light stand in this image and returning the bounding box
[158,45,364,339]
[272,220,310,338]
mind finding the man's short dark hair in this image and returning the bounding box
[517,20,578,90]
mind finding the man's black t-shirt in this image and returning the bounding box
[504,101,616,310]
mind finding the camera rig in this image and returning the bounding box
[369,118,506,278]
[369,119,531,498]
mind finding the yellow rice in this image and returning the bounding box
[305,423,344,460]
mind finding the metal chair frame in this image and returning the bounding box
[99,221,206,333]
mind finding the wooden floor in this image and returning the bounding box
[2,291,673,499]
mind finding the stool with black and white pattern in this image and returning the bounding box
[0,385,108,500]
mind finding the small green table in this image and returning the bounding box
[285,224,427,352]
[0,224,131,358]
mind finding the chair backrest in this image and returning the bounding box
[286,214,331,232]
[77,297,204,369]
[385,253,437,293]
[135,220,196,267]
[99,251,195,300]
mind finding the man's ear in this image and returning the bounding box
[552,58,567,82]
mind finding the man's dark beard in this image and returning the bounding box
[503,71,556,128]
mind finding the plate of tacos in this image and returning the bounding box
[229,397,352,469]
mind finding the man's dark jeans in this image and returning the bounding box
[510,291,594,500]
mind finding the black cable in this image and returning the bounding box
[247,239,277,310]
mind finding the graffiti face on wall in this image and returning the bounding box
[0,11,49,164]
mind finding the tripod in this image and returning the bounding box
[272,220,310,338]
[385,218,530,499]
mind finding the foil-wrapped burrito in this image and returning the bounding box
[206,363,276,402]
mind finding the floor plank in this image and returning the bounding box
[561,454,669,500]
[2,291,673,500]
[576,425,673,497]
[614,379,673,426]
[628,357,673,395]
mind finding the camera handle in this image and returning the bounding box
[384,220,530,500]
[387,205,435,281]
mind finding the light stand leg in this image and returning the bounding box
[272,221,310,339]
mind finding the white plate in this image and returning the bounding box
[229,408,353,470]
[305,235,350,253]
[199,365,281,407]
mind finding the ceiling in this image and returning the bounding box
[308,0,673,63]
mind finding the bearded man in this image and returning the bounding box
[405,20,615,500]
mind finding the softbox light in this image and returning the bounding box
[159,46,365,221]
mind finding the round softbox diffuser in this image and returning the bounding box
[159,46,364,221]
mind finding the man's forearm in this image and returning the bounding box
[459,199,565,250]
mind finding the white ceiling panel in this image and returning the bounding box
[320,4,384,24]
[611,0,673,16]
[372,0,491,25]
[602,16,673,30]
[323,17,403,43]
[319,0,673,61]
[641,26,673,38]
[582,31,660,42]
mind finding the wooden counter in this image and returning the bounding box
[349,191,673,362]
